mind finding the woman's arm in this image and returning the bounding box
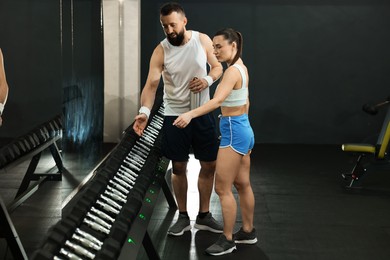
[173,67,240,128]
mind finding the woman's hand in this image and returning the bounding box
[173,112,193,128]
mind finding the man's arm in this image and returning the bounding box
[188,32,222,93]
[133,44,164,135]
[139,45,164,112]
[200,32,223,83]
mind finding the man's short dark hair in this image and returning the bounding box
[160,2,186,16]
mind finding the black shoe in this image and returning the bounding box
[194,212,223,233]
[205,234,236,256]
[234,227,258,244]
[167,215,191,236]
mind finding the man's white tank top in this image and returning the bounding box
[161,31,210,116]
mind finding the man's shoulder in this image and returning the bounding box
[151,43,164,62]
[194,30,207,38]
[197,32,212,46]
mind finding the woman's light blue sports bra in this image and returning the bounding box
[220,64,248,107]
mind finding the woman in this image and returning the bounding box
[173,28,257,256]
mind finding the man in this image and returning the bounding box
[0,48,9,127]
[133,2,223,236]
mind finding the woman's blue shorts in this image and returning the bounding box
[219,113,255,155]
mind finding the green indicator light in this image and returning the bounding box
[145,198,152,203]
[128,238,136,244]
[149,189,155,194]
[139,213,146,220]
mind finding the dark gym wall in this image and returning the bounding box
[141,0,390,144]
[62,0,104,148]
[2,1,385,145]
[0,0,62,138]
[0,0,104,147]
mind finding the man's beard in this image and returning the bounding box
[167,30,185,46]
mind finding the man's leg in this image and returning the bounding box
[191,113,218,210]
[171,161,188,212]
[167,160,192,236]
[198,160,216,212]
[194,160,223,233]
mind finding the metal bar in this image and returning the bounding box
[0,197,28,260]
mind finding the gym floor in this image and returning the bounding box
[1,143,390,260]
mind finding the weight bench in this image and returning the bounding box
[0,115,63,259]
[0,115,63,211]
[341,105,390,188]
[0,196,28,259]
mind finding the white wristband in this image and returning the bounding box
[138,106,151,118]
[0,103,4,115]
[203,75,214,87]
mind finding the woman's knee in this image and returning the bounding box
[234,180,250,193]
[214,186,226,197]
[214,181,231,197]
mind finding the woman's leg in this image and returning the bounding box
[234,152,255,232]
[214,147,242,240]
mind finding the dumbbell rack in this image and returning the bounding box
[32,104,176,259]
